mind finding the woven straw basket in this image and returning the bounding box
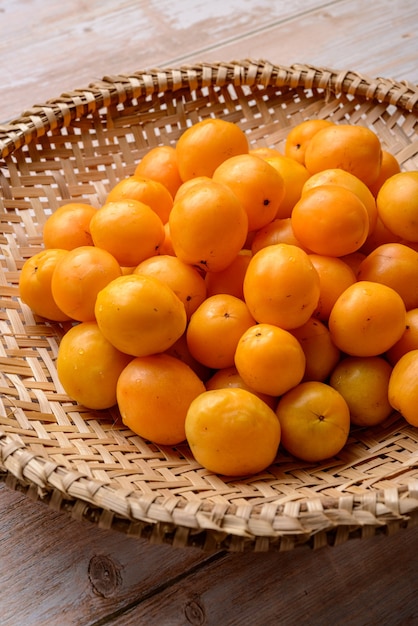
[1,60,418,553]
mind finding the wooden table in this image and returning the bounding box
[1,1,418,624]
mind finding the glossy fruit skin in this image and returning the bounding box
[304,124,382,187]
[186,294,256,370]
[134,145,182,198]
[329,356,393,427]
[57,321,132,410]
[89,199,165,267]
[243,243,320,330]
[51,245,122,322]
[357,243,418,310]
[290,317,340,382]
[234,323,306,397]
[386,308,418,365]
[328,280,406,357]
[205,366,277,409]
[284,119,334,165]
[212,153,285,231]
[275,381,351,463]
[106,175,174,224]
[176,118,249,181]
[134,254,207,320]
[388,349,418,426]
[94,273,187,357]
[185,388,281,476]
[42,203,97,250]
[117,353,206,445]
[168,179,248,272]
[291,184,370,257]
[19,248,72,322]
[376,172,418,241]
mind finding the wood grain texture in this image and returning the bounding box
[2,482,418,626]
[0,0,417,122]
[2,1,418,624]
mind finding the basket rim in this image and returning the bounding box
[1,59,418,159]
[1,59,418,552]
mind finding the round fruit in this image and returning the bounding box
[185,388,281,476]
[329,356,393,427]
[57,321,132,410]
[243,243,320,329]
[328,280,406,357]
[19,248,71,322]
[276,381,350,462]
[168,179,248,272]
[291,184,370,257]
[176,118,249,181]
[234,323,306,397]
[376,171,418,242]
[388,349,418,426]
[94,273,187,357]
[51,245,122,322]
[117,353,206,445]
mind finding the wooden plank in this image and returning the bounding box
[2,0,417,123]
[0,483,219,626]
[0,0,328,122]
[106,524,418,625]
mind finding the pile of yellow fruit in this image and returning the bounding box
[19,116,418,476]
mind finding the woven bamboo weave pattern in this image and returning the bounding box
[1,61,418,552]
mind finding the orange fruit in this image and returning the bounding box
[264,154,310,218]
[360,215,402,255]
[185,388,281,476]
[291,184,370,256]
[168,179,248,272]
[212,153,285,231]
[386,308,418,365]
[186,294,256,370]
[329,356,393,427]
[275,381,350,462]
[369,150,401,197]
[173,176,212,203]
[357,242,418,310]
[106,175,173,223]
[134,145,182,198]
[51,245,122,322]
[328,280,406,357]
[243,243,320,329]
[284,119,334,165]
[89,199,165,267]
[117,353,206,445]
[94,273,187,357]
[42,202,97,250]
[134,254,207,319]
[19,248,71,322]
[164,332,212,382]
[205,250,252,300]
[308,254,357,321]
[249,146,283,159]
[339,251,366,275]
[176,118,249,181]
[302,167,378,234]
[159,222,176,256]
[250,217,309,255]
[234,323,306,396]
[388,349,418,426]
[304,124,382,187]
[205,366,277,409]
[57,321,132,410]
[290,317,340,382]
[376,171,418,242]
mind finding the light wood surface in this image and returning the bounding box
[1,1,418,624]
